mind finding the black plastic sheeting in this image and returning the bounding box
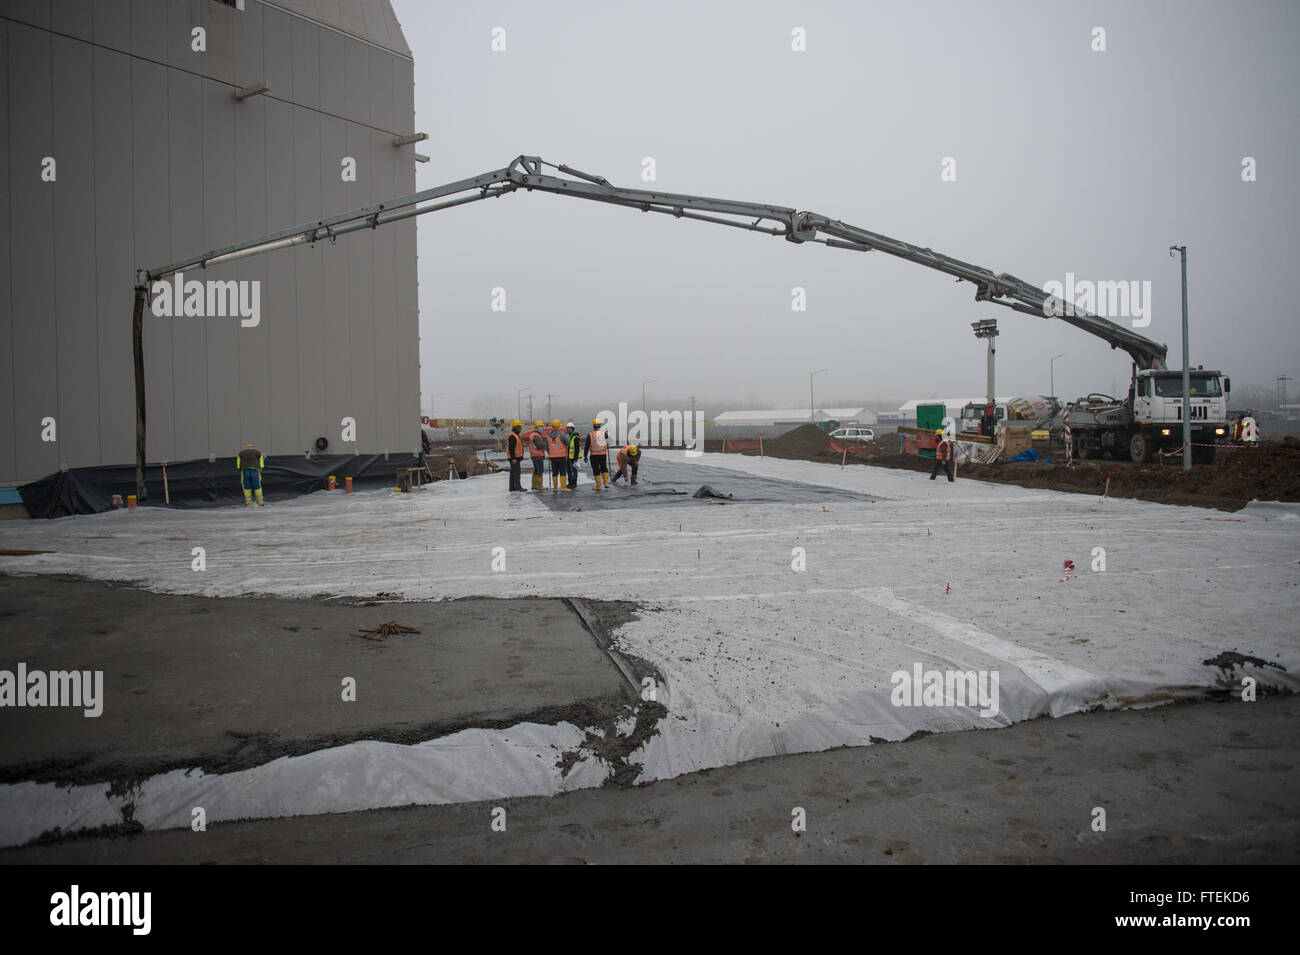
[19,452,426,519]
[536,457,883,512]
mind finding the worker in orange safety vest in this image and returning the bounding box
[585,419,610,489]
[610,444,641,485]
[929,429,955,482]
[546,418,570,491]
[524,420,547,490]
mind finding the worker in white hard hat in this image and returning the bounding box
[585,418,610,489]
[565,422,582,490]
[929,428,955,482]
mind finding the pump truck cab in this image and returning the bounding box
[1066,366,1230,464]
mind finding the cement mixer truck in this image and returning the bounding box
[960,395,1061,435]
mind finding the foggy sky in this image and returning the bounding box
[391,0,1300,419]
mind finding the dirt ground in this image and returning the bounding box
[717,424,1300,512]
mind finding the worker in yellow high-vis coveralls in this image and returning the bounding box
[237,444,265,506]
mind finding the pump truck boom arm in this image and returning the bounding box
[502,157,1169,369]
[143,153,1169,369]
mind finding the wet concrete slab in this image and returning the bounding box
[535,456,883,512]
[0,576,638,785]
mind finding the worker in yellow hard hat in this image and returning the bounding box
[524,420,547,490]
[585,418,610,489]
[237,443,265,506]
[930,428,954,483]
[611,444,641,485]
[506,420,525,492]
[546,418,570,490]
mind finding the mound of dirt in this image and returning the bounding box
[761,423,834,459]
[825,443,1300,511]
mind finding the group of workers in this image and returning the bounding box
[506,419,641,492]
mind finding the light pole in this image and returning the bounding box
[545,393,555,421]
[810,368,827,424]
[1049,353,1064,398]
[516,387,531,421]
[527,393,534,421]
[1170,245,1190,471]
[971,320,998,430]
[642,378,657,414]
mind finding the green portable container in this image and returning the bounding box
[917,403,945,458]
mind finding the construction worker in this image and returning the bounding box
[565,422,582,489]
[525,420,547,490]
[585,419,610,489]
[506,420,525,491]
[610,444,641,485]
[546,418,570,490]
[929,429,955,482]
[237,443,265,506]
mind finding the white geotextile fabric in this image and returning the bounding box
[1,449,1296,842]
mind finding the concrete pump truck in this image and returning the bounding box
[136,154,1230,501]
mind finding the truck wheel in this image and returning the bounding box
[1129,432,1153,464]
[1074,442,1090,461]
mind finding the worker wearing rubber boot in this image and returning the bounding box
[506,420,525,492]
[546,418,570,490]
[585,419,610,489]
[565,422,582,490]
[611,444,641,485]
[526,420,547,490]
[237,444,265,506]
[929,429,955,482]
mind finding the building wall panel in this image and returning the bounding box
[202,77,241,460]
[263,95,299,455]
[234,91,271,454]
[7,24,58,482]
[291,103,325,453]
[51,35,100,468]
[129,54,172,471]
[0,18,14,483]
[166,68,208,462]
[129,0,168,64]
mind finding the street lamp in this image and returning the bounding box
[642,378,657,414]
[1049,354,1064,398]
[810,369,827,424]
[516,386,532,421]
[1170,244,1190,471]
